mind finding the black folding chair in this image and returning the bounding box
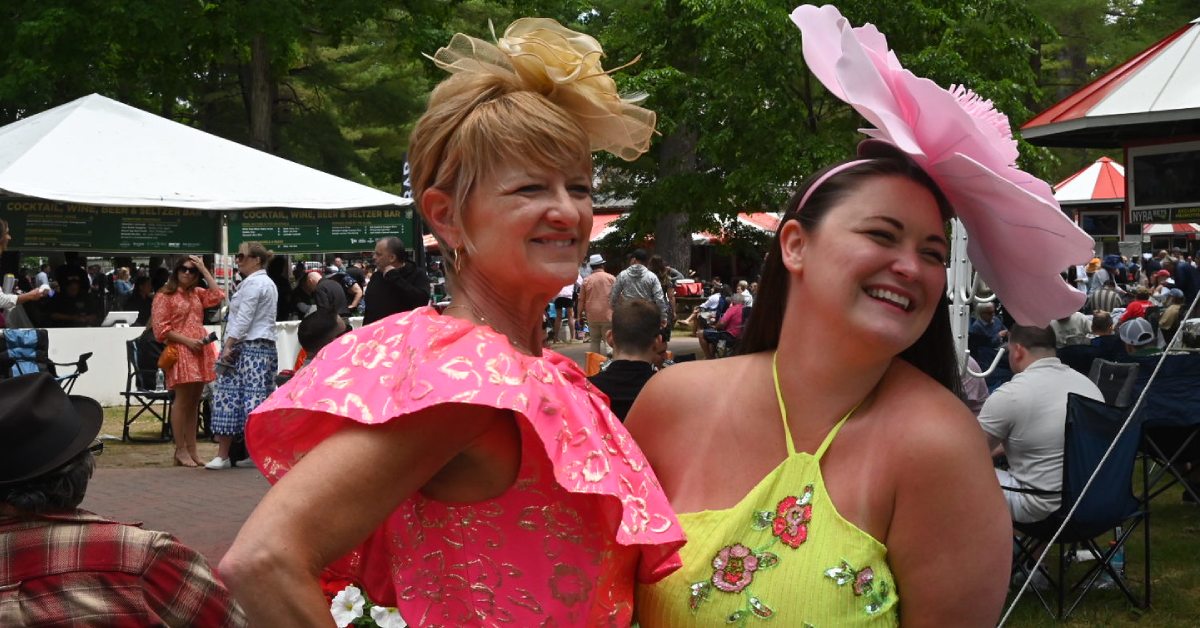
[119,338,173,442]
[1087,359,1140,408]
[1057,343,1099,377]
[1011,394,1148,620]
[0,328,92,393]
[1121,352,1200,506]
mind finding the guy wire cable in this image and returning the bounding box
[997,285,1200,626]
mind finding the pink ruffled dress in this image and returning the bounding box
[247,307,684,626]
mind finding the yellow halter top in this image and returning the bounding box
[636,353,899,626]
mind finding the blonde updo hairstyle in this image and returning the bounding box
[408,70,592,268]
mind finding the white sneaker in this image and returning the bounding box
[204,456,231,470]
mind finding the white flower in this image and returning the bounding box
[370,605,408,628]
[330,585,365,627]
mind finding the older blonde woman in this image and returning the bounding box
[222,19,683,625]
[205,242,277,470]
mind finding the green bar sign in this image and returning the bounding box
[228,207,413,253]
[0,197,219,252]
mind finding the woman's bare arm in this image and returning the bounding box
[220,404,508,625]
[886,399,1011,626]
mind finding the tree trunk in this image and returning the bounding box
[245,33,274,153]
[654,127,699,273]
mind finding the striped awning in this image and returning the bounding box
[1054,157,1125,204]
[1143,223,1200,235]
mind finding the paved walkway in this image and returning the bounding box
[81,466,268,565]
[82,335,703,567]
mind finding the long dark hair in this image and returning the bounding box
[739,156,961,395]
[160,258,201,296]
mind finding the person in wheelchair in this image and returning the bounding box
[698,291,746,359]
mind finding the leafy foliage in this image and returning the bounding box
[1,1,1196,263]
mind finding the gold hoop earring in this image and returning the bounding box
[451,247,465,274]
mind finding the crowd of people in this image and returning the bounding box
[4,6,1198,627]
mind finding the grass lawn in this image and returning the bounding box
[1000,494,1200,626]
[94,406,1198,625]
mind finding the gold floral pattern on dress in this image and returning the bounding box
[247,307,683,626]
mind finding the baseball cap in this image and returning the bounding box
[1119,318,1155,347]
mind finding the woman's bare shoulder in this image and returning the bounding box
[874,360,986,454]
[626,354,765,459]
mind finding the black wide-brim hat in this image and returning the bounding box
[0,372,103,486]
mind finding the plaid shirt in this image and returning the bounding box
[0,509,246,627]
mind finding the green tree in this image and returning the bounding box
[589,0,1052,272]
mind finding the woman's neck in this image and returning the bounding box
[444,273,551,356]
[773,312,891,427]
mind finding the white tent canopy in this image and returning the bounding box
[0,94,410,210]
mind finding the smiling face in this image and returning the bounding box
[787,175,948,354]
[460,160,592,297]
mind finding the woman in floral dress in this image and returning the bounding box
[152,255,223,467]
[630,5,1096,626]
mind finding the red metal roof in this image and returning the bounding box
[1023,20,1196,131]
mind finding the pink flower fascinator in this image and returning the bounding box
[790,4,1094,326]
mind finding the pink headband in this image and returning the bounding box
[795,159,871,213]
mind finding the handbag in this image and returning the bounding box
[157,344,179,369]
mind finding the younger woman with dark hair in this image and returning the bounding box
[630,5,1095,625]
[152,255,223,467]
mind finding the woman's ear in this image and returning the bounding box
[779,221,808,274]
[420,187,461,249]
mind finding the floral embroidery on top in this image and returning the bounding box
[825,559,892,615]
[712,544,763,593]
[770,485,813,548]
[687,485,814,624]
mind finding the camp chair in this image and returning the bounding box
[120,338,173,442]
[0,328,92,393]
[1057,344,1099,377]
[1087,359,1140,408]
[1127,352,1200,507]
[1010,393,1147,620]
[585,351,606,377]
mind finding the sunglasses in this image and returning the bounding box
[235,253,246,261]
[89,440,104,456]
[178,266,199,275]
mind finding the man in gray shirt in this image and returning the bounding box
[609,248,666,325]
[978,324,1103,523]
